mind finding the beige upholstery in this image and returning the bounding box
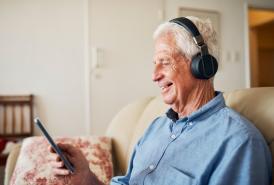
[5,87,274,184]
[4,144,21,185]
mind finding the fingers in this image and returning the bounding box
[48,145,56,153]
[48,152,61,162]
[48,152,65,173]
[49,153,68,176]
[48,143,75,162]
[53,168,70,176]
[47,143,75,176]
[57,144,85,165]
[48,143,89,176]
[50,160,64,168]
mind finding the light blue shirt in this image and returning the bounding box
[110,92,272,185]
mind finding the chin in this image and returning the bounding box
[161,94,175,105]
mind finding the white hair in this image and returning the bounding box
[153,16,219,62]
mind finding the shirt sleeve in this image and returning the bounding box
[208,137,272,185]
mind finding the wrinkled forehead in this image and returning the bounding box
[154,43,173,54]
[154,35,178,54]
[154,37,182,60]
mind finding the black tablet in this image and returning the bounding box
[34,117,75,173]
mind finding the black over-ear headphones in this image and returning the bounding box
[169,17,218,79]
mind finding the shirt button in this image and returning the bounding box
[171,134,176,139]
[189,122,193,126]
[149,164,155,170]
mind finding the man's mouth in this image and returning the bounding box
[159,82,173,93]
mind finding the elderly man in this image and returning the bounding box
[50,16,272,185]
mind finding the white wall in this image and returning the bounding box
[89,0,163,135]
[0,0,89,136]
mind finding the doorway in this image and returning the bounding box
[248,8,274,87]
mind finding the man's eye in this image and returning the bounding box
[162,60,171,65]
[153,57,171,65]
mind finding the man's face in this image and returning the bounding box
[152,33,196,107]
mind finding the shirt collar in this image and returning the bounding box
[166,108,179,122]
[166,91,226,123]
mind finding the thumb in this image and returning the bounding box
[57,144,86,166]
[57,143,79,156]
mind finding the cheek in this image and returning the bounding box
[172,69,194,90]
[173,75,184,90]
[165,64,179,79]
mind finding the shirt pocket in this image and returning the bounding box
[161,165,197,185]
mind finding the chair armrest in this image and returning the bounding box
[4,144,21,185]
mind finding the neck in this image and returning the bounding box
[173,81,215,118]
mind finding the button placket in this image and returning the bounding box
[170,121,182,140]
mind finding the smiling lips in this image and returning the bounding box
[159,82,173,93]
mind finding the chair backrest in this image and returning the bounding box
[106,87,274,179]
[0,95,34,139]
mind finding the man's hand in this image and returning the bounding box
[49,143,104,185]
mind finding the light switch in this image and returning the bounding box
[91,47,103,69]
[232,51,241,63]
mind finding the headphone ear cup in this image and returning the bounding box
[191,54,218,79]
[191,54,203,79]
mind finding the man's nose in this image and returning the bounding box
[152,65,163,82]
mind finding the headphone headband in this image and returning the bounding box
[169,17,205,47]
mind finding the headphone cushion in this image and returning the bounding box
[191,54,218,79]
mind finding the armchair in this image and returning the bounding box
[4,88,274,185]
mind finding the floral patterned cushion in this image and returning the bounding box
[10,136,113,185]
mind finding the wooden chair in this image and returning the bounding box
[0,95,34,165]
